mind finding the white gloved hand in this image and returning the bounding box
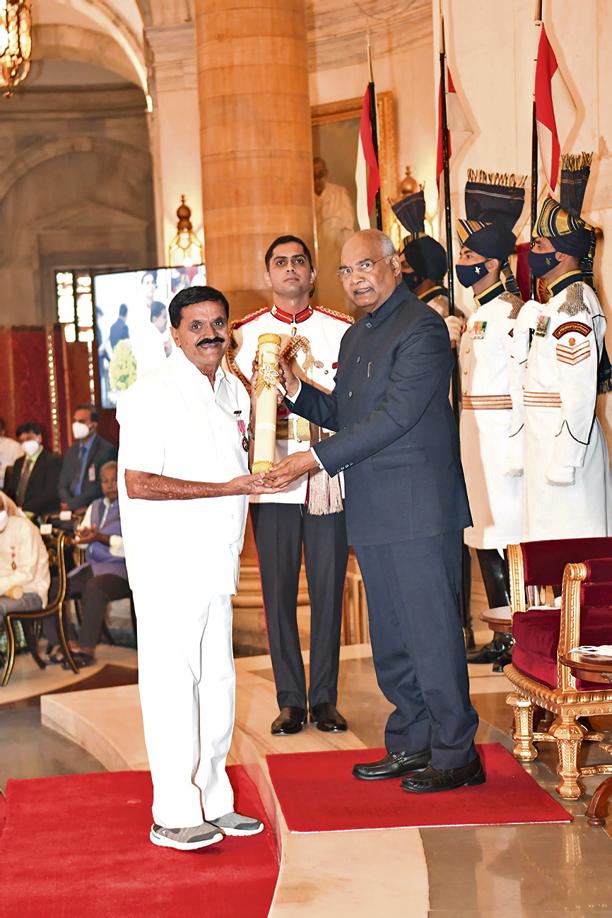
[546,463,575,486]
[445,315,464,348]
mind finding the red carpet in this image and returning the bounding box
[266,743,571,832]
[0,766,278,917]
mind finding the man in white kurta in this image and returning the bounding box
[118,285,270,852]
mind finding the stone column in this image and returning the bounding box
[195,0,314,318]
[146,23,203,261]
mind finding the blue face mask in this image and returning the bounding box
[455,261,488,288]
[528,249,558,278]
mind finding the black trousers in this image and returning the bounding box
[475,548,510,610]
[46,568,131,649]
[355,530,479,769]
[250,503,349,710]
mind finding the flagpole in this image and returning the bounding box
[367,37,383,231]
[530,0,543,298]
[439,6,473,649]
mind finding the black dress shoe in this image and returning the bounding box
[467,633,513,665]
[400,755,485,794]
[352,749,430,781]
[309,703,348,733]
[492,650,513,673]
[271,706,306,736]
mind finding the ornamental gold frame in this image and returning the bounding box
[505,550,612,800]
[311,92,398,241]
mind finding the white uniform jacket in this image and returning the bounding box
[117,348,251,600]
[512,272,611,540]
[459,281,524,550]
[228,304,352,504]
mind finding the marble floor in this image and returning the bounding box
[2,644,610,916]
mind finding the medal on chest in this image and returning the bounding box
[535,315,551,337]
[471,320,488,340]
[234,411,249,452]
[11,546,16,571]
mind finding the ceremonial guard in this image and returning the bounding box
[393,187,463,348]
[517,153,612,539]
[455,171,527,668]
[228,234,351,736]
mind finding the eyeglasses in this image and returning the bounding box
[271,255,309,269]
[336,255,392,279]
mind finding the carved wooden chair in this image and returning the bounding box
[1,530,79,686]
[505,538,612,799]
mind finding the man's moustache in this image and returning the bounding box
[196,336,225,347]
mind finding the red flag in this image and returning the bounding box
[534,24,575,191]
[436,66,471,190]
[356,85,380,219]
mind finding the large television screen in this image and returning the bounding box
[95,265,206,409]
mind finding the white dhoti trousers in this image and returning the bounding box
[134,589,236,828]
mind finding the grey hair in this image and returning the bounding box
[100,460,118,475]
[379,234,397,258]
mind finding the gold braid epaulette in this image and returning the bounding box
[226,318,253,392]
[559,282,589,318]
[500,291,523,319]
[313,306,354,324]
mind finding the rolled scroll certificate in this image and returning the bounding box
[252,333,282,473]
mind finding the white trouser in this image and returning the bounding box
[134,589,235,828]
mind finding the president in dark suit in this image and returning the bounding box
[58,404,117,512]
[4,422,62,518]
[266,229,482,794]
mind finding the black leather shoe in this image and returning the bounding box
[467,633,512,665]
[271,706,306,736]
[352,749,430,781]
[492,650,513,673]
[310,703,348,732]
[400,755,485,794]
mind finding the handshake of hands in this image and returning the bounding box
[230,357,320,497]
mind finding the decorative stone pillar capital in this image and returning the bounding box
[145,23,197,91]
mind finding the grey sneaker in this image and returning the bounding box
[150,822,224,851]
[209,812,264,837]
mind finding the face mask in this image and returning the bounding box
[0,510,8,531]
[455,261,489,288]
[402,271,422,292]
[22,439,40,457]
[528,250,558,278]
[72,421,91,440]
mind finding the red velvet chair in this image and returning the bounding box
[505,539,612,799]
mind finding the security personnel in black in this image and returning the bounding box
[265,229,482,794]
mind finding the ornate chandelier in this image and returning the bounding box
[0,0,32,97]
[168,196,204,267]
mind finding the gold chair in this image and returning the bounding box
[505,539,612,799]
[1,530,79,686]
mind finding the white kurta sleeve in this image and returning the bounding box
[548,305,599,483]
[117,383,166,475]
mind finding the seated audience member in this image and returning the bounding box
[0,418,22,490]
[47,461,130,668]
[0,493,50,657]
[5,422,62,519]
[57,404,116,513]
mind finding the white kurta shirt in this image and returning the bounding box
[512,273,612,540]
[117,348,251,600]
[229,305,351,504]
[459,283,524,550]
[0,515,50,605]
[0,436,22,489]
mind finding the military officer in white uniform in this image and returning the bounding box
[228,234,351,737]
[517,153,612,540]
[454,171,527,668]
[118,285,272,852]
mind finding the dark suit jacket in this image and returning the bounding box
[57,434,117,510]
[4,449,62,517]
[290,284,472,546]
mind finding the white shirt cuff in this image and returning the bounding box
[310,447,324,470]
[286,379,302,402]
[109,534,125,558]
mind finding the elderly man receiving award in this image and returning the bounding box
[266,230,481,794]
[118,284,276,851]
